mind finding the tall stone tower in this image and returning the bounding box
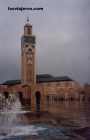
[21,20,36,86]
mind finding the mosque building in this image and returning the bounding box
[0,20,82,111]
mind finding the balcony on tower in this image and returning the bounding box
[24,22,32,36]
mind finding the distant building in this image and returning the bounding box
[0,21,82,111]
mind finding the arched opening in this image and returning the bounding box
[18,92,24,105]
[35,91,41,112]
[3,91,9,99]
[46,95,49,104]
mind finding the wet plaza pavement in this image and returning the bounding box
[0,96,90,140]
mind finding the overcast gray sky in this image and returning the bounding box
[0,0,89,84]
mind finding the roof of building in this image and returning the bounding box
[3,80,21,86]
[36,74,72,83]
[2,74,73,86]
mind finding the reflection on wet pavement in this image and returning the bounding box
[0,95,90,140]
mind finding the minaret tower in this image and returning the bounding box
[21,18,36,85]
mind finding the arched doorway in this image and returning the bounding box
[35,91,41,112]
[4,91,9,99]
[18,92,24,105]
